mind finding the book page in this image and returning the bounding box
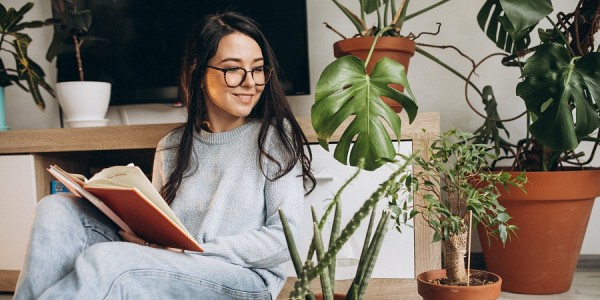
[86,165,188,233]
[47,165,133,233]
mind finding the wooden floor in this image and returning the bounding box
[2,271,598,299]
[278,271,600,299]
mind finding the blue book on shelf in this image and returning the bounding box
[51,180,72,194]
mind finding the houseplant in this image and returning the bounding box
[466,0,600,294]
[324,0,455,112]
[407,130,526,299]
[46,0,111,127]
[312,29,418,171]
[280,155,418,300]
[0,2,55,129]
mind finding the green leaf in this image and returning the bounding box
[477,0,533,52]
[496,212,510,223]
[499,0,553,34]
[332,0,367,33]
[312,55,418,171]
[517,44,600,151]
[363,0,382,14]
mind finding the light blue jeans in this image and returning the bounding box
[14,193,271,300]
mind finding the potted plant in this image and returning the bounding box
[312,29,418,171]
[466,0,600,294]
[405,130,526,300]
[279,155,418,300]
[46,0,111,127]
[325,0,454,112]
[0,2,55,130]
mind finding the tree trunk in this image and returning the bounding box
[442,231,468,284]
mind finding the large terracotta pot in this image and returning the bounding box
[417,269,502,300]
[479,169,600,294]
[333,37,416,113]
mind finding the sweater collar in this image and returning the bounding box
[196,119,259,144]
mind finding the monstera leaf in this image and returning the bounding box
[477,0,552,52]
[516,43,600,151]
[312,55,418,171]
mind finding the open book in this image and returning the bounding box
[47,164,203,252]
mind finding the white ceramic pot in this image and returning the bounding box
[57,81,111,127]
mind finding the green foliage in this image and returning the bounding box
[46,0,110,81]
[408,129,526,247]
[312,31,418,171]
[472,0,600,170]
[0,2,55,110]
[329,0,452,38]
[517,44,600,151]
[279,155,418,300]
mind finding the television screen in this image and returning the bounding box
[54,0,310,106]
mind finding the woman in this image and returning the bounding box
[15,12,314,299]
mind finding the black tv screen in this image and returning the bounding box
[54,0,310,106]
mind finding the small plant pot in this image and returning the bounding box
[417,269,502,300]
[57,81,111,127]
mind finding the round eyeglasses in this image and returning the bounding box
[206,65,273,88]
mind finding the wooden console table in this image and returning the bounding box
[0,112,440,294]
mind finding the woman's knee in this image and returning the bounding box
[35,194,85,225]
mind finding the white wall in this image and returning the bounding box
[3,0,599,254]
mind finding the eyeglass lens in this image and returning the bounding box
[225,67,271,87]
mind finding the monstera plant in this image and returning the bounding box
[473,0,599,170]
[468,0,600,294]
[312,30,418,171]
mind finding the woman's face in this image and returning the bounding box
[203,32,265,131]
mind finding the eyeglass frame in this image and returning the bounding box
[206,65,273,88]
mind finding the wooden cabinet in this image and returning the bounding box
[0,112,441,292]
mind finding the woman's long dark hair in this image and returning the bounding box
[160,12,315,204]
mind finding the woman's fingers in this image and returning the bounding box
[119,230,148,246]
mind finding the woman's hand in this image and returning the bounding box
[119,230,183,253]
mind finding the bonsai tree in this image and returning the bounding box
[280,155,418,300]
[470,0,600,171]
[0,2,55,110]
[398,130,526,284]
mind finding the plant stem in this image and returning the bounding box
[72,35,84,81]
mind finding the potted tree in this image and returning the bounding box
[0,2,55,130]
[46,0,111,127]
[406,130,526,300]
[466,0,600,294]
[279,155,419,300]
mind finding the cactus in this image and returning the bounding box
[279,154,418,299]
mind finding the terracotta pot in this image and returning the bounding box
[479,169,600,294]
[417,269,502,300]
[333,37,416,113]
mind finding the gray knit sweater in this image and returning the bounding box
[151,119,304,298]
